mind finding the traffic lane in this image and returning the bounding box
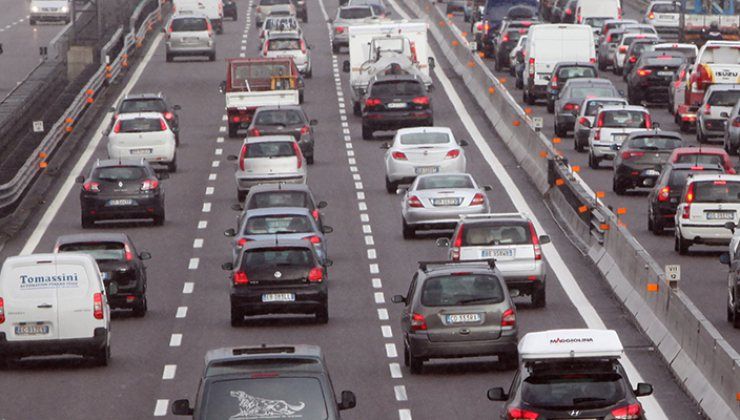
[0,20,64,95]
[0,0,29,27]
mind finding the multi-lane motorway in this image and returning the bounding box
[0,0,710,418]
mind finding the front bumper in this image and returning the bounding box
[0,328,107,358]
[407,331,518,359]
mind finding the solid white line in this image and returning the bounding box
[176,306,188,318]
[193,238,203,249]
[19,33,164,255]
[162,364,177,380]
[378,308,389,320]
[198,220,208,229]
[372,278,382,288]
[188,258,199,270]
[183,282,194,294]
[153,399,169,416]
[385,343,398,358]
[381,325,393,338]
[394,385,408,401]
[389,363,402,378]
[170,334,182,347]
[398,409,412,420]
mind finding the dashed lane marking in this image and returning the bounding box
[153,399,168,416]
[162,365,177,380]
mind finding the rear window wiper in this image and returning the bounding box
[457,296,499,305]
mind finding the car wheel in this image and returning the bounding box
[306,155,314,165]
[734,308,740,329]
[299,91,304,104]
[230,306,244,327]
[588,152,599,169]
[402,219,416,239]
[302,13,308,23]
[353,102,361,116]
[91,344,110,367]
[554,122,567,138]
[612,177,626,195]
[175,132,180,147]
[315,304,329,324]
[531,287,546,308]
[362,124,373,140]
[498,351,518,369]
[546,100,554,114]
[407,347,423,374]
[166,53,173,63]
[132,295,147,317]
[385,177,398,194]
[515,77,523,90]
[81,215,95,229]
[237,190,247,202]
[332,43,340,54]
[675,231,690,255]
[153,210,165,226]
[209,52,216,62]
[494,58,502,72]
[167,156,177,173]
[228,123,239,138]
[575,136,584,152]
[680,121,690,133]
[305,68,312,79]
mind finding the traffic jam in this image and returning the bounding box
[0,0,738,418]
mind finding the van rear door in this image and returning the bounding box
[3,258,60,342]
[55,256,103,340]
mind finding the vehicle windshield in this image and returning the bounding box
[585,101,625,116]
[244,215,313,234]
[626,136,682,150]
[416,175,474,190]
[255,110,304,126]
[118,118,163,133]
[569,86,616,98]
[93,166,146,181]
[243,248,314,269]
[245,141,296,158]
[171,18,208,32]
[692,180,740,203]
[558,67,597,79]
[708,90,740,107]
[201,377,328,419]
[522,364,626,409]
[399,132,450,145]
[462,223,531,246]
[339,7,372,19]
[57,242,126,261]
[421,274,504,306]
[120,99,166,113]
[651,3,679,13]
[248,191,309,209]
[268,38,302,51]
[600,110,649,128]
[370,81,425,96]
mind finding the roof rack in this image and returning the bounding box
[418,259,496,271]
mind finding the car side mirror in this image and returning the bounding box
[309,119,318,126]
[231,203,244,211]
[634,383,653,397]
[343,60,350,73]
[157,171,170,180]
[720,252,731,265]
[396,186,407,195]
[221,262,234,271]
[435,237,451,248]
[392,294,406,304]
[725,221,736,233]
[324,259,334,267]
[219,81,226,94]
[460,139,469,146]
[317,201,328,209]
[224,228,237,237]
[75,175,85,183]
[428,57,435,69]
[322,226,334,234]
[139,251,152,260]
[483,185,493,191]
[539,235,551,244]
[227,154,239,161]
[380,142,391,150]
[487,387,507,401]
[171,399,194,416]
[721,112,730,118]
[338,390,356,410]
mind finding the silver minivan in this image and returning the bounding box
[165,12,216,62]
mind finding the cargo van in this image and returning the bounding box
[0,254,111,366]
[173,0,225,33]
[575,0,621,25]
[523,24,595,105]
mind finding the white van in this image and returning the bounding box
[173,0,225,33]
[0,253,111,366]
[575,0,620,25]
[523,24,595,105]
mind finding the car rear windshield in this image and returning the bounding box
[669,168,723,187]
[171,17,208,32]
[569,86,616,98]
[675,153,725,167]
[462,223,531,246]
[339,7,372,19]
[243,248,314,269]
[600,110,649,128]
[625,136,682,150]
[522,368,626,408]
[118,118,163,133]
[654,47,696,60]
[421,274,505,306]
[708,90,740,107]
[584,17,608,28]
[558,67,597,79]
[399,132,450,145]
[245,215,312,234]
[692,180,740,203]
[120,99,166,113]
[248,191,309,209]
[202,377,328,420]
[261,0,292,5]
[255,110,304,126]
[93,166,147,181]
[58,242,126,261]
[585,100,625,116]
[370,81,424,97]
[246,141,296,158]
[268,38,302,51]
[417,175,474,190]
[652,3,679,13]
[265,17,298,30]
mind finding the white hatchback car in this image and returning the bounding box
[588,105,653,169]
[261,32,312,77]
[675,173,740,254]
[382,127,468,193]
[697,84,740,143]
[107,112,177,172]
[643,1,680,33]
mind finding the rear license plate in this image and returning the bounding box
[15,324,49,336]
[481,248,515,258]
[657,14,676,20]
[657,71,674,77]
[107,199,134,206]
[131,148,153,155]
[415,166,439,175]
[387,102,408,109]
[613,134,628,143]
[262,293,295,302]
[101,272,111,280]
[183,37,200,43]
[432,197,460,206]
[706,211,735,220]
[447,313,481,324]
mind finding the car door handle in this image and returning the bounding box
[37,304,52,308]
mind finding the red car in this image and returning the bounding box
[667,147,737,174]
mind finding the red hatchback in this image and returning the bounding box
[667,147,737,174]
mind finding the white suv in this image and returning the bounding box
[675,173,740,254]
[588,105,653,169]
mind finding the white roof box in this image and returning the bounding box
[519,329,623,360]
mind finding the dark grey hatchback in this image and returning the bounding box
[247,106,318,164]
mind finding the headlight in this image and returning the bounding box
[61,5,69,12]
[30,5,39,12]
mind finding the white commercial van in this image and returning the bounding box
[173,0,225,33]
[523,24,595,105]
[575,0,621,25]
[0,253,111,366]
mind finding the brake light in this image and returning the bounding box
[112,120,122,133]
[606,34,613,43]
[312,209,320,220]
[445,149,461,159]
[300,39,306,54]
[305,235,322,244]
[233,271,248,285]
[611,403,641,420]
[476,23,483,31]
[528,58,535,76]
[93,293,104,320]
[206,21,213,36]
[83,181,100,192]
[622,151,645,159]
[562,103,579,112]
[648,12,655,19]
[501,308,516,327]
[619,46,628,53]
[733,117,740,127]
[411,313,427,331]
[308,267,323,282]
[391,151,407,160]
[335,26,345,33]
[692,64,712,92]
[682,183,695,218]
[589,57,597,64]
[232,115,241,123]
[239,144,247,171]
[565,8,572,15]
[365,98,382,107]
[629,55,637,63]
[618,7,622,19]
[704,103,711,115]
[714,180,727,185]
[408,195,423,208]
[506,407,538,420]
[657,186,670,202]
[451,224,464,261]
[164,112,174,120]
[0,297,5,324]
[237,238,250,248]
[249,127,261,137]
[690,166,705,170]
[596,112,605,128]
[644,113,652,129]
[550,75,558,88]
[529,222,542,261]
[412,96,430,106]
[502,34,510,42]
[141,178,159,191]
[578,117,589,126]
[300,125,310,135]
[470,193,485,206]
[292,142,303,169]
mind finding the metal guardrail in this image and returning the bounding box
[405,0,740,418]
[0,0,163,214]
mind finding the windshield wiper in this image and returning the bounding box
[457,297,497,305]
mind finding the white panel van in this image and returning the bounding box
[575,0,621,25]
[0,253,111,366]
[174,0,225,33]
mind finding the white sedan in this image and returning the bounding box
[107,112,177,172]
[382,126,468,193]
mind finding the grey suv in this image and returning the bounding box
[165,12,216,62]
[392,260,518,374]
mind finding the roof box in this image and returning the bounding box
[519,329,623,360]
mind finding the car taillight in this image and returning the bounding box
[159,118,167,131]
[300,39,307,54]
[141,178,159,191]
[412,96,430,106]
[237,238,250,247]
[682,183,695,218]
[336,26,345,33]
[292,142,303,169]
[506,407,538,419]
[233,271,249,285]
[562,103,579,112]
[123,243,133,261]
[300,125,310,135]
[249,128,260,136]
[618,7,622,19]
[112,120,122,133]
[619,45,628,53]
[365,98,382,108]
[550,75,558,88]
[476,22,483,31]
[470,193,485,206]
[528,58,535,76]
[451,224,464,261]
[445,149,461,159]
[305,235,321,244]
[501,308,516,327]
[611,403,641,420]
[629,55,637,63]
[704,103,711,115]
[392,151,407,160]
[164,112,174,120]
[262,41,269,55]
[0,297,5,324]
[93,293,104,320]
[733,117,740,127]
[83,182,100,192]
[232,115,241,123]
[657,186,670,202]
[594,129,601,141]
[596,112,605,128]
[622,151,645,159]
[308,267,323,282]
[565,8,572,15]
[312,209,320,220]
[411,313,427,331]
[408,195,424,208]
[206,21,213,36]
[589,57,597,64]
[578,117,589,126]
[644,113,652,129]
[637,68,652,77]
[529,222,542,260]
[692,64,712,92]
[239,144,247,171]
[502,34,510,42]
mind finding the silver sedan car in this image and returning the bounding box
[400,173,491,239]
[383,127,468,193]
[724,100,740,155]
[330,5,376,54]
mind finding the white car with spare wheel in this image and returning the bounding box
[107,112,178,172]
[588,105,653,169]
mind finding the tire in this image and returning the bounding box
[29,18,36,26]
[546,100,554,114]
[531,287,546,308]
[494,58,502,72]
[612,177,626,195]
[728,299,733,322]
[132,295,147,317]
[208,52,216,62]
[588,152,599,169]
[230,306,244,327]
[575,135,585,152]
[362,124,373,140]
[498,351,518,369]
[554,122,567,138]
[92,344,110,367]
[675,232,690,255]
[167,155,177,173]
[407,346,423,374]
[402,219,415,239]
[680,121,690,133]
[315,304,329,324]
[228,123,239,138]
[299,91,304,104]
[81,215,95,229]
[175,132,180,147]
[166,53,173,63]
[525,89,535,105]
[237,190,247,203]
[153,210,165,226]
[306,155,314,165]
[598,60,606,71]
[385,177,398,194]
[649,210,664,235]
[332,43,340,54]
[353,101,361,116]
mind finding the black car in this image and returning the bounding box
[361,75,433,140]
[224,239,330,326]
[626,53,685,105]
[612,131,683,195]
[247,106,318,164]
[77,159,167,228]
[112,93,181,145]
[549,0,570,23]
[546,62,599,113]
[171,345,356,419]
[223,0,237,20]
[622,39,660,81]
[493,24,529,71]
[479,6,535,57]
[54,233,151,316]
[290,0,307,21]
[236,183,327,229]
[647,162,725,234]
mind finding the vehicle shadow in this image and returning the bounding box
[419,358,515,375]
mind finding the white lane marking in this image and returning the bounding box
[349,165,358,172]
[354,181,363,190]
[374,292,385,304]
[215,148,223,155]
[19,33,165,255]
[153,399,169,416]
[206,187,214,195]
[378,308,389,320]
[162,365,177,380]
[363,225,372,234]
[169,334,182,347]
[385,343,398,358]
[183,282,194,294]
[356,190,363,199]
[219,126,227,132]
[209,173,217,181]
[193,238,204,249]
[359,201,367,211]
[202,202,212,212]
[176,306,188,318]
[217,137,224,143]
[239,53,246,58]
[399,409,412,420]
[394,385,408,401]
[188,258,199,270]
[347,150,355,157]
[353,174,361,180]
[198,220,208,229]
[212,160,220,167]
[222,115,228,121]
[368,249,377,259]
[389,363,402,378]
[360,213,369,222]
[372,278,382,288]
[369,263,379,273]
[365,235,374,245]
[382,325,393,338]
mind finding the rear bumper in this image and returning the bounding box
[166,43,215,56]
[407,331,518,359]
[387,159,465,183]
[0,328,107,358]
[231,285,327,315]
[405,206,489,227]
[81,195,164,220]
[235,173,306,192]
[678,224,734,244]
[363,111,433,130]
